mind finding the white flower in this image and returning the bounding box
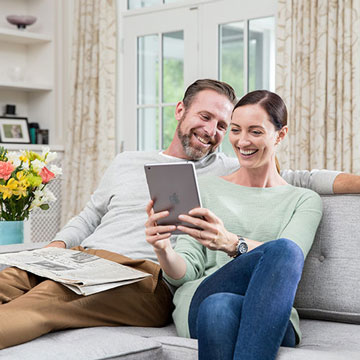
[41,147,50,157]
[46,152,57,163]
[7,151,21,167]
[32,159,46,173]
[43,188,56,202]
[49,164,62,176]
[42,147,57,163]
[29,189,45,209]
[29,188,56,210]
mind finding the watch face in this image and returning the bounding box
[239,242,248,254]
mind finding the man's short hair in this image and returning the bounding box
[182,79,237,109]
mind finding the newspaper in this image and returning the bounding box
[0,248,151,296]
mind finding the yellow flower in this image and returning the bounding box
[0,178,17,200]
[12,172,30,199]
[13,186,28,199]
[16,171,30,187]
[23,150,42,162]
[19,155,28,163]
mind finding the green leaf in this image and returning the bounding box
[0,146,8,161]
[39,204,49,210]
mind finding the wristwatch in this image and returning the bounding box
[233,236,248,258]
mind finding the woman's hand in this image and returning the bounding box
[177,207,238,254]
[145,200,176,252]
[145,200,187,280]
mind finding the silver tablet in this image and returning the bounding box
[144,162,202,235]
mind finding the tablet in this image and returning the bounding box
[144,162,202,235]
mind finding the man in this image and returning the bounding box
[0,79,359,349]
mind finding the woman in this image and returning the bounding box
[145,90,322,360]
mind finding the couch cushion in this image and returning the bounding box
[299,319,360,351]
[0,327,162,360]
[150,336,198,360]
[294,195,360,323]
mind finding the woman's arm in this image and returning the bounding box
[177,207,263,256]
[145,200,186,279]
[279,192,323,258]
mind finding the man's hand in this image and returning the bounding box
[44,241,66,248]
[333,173,360,194]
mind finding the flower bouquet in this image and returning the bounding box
[0,146,62,221]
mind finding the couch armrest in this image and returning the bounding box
[0,243,44,271]
[0,243,44,255]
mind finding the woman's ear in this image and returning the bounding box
[275,126,288,145]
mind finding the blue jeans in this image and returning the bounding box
[188,238,304,360]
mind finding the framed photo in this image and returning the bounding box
[0,116,30,144]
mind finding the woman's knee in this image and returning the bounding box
[194,293,243,341]
[267,238,303,262]
[198,293,243,326]
[263,238,304,279]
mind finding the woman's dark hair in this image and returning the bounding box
[233,90,287,130]
[183,79,237,109]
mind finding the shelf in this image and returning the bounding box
[0,144,65,152]
[0,27,52,45]
[0,81,53,92]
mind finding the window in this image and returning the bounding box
[218,16,275,156]
[120,0,276,153]
[137,31,184,150]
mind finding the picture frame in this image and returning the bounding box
[0,116,31,144]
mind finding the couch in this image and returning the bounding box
[0,194,359,360]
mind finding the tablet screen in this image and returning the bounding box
[144,162,202,234]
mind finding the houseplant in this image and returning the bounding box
[0,146,62,244]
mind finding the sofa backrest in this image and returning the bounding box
[294,194,360,324]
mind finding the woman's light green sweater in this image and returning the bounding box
[164,175,323,341]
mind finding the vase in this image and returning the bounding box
[0,221,24,245]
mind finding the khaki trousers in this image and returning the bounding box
[0,247,173,349]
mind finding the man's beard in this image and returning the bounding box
[177,116,217,160]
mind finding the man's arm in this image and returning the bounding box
[333,173,360,194]
[280,169,340,194]
[280,169,360,195]
[47,154,122,248]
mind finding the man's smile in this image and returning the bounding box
[192,133,210,146]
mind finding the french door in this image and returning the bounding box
[120,0,276,153]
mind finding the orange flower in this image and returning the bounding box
[0,161,14,180]
[39,167,55,184]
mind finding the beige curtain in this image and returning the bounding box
[61,0,116,225]
[276,0,360,174]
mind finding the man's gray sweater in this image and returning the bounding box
[54,151,339,263]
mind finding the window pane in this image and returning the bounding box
[138,107,159,150]
[220,132,236,157]
[162,31,184,103]
[138,35,159,105]
[162,106,177,149]
[248,17,275,91]
[219,22,244,97]
[128,0,162,10]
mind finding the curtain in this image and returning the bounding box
[61,0,116,225]
[276,0,360,174]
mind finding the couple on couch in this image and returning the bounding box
[0,79,359,359]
